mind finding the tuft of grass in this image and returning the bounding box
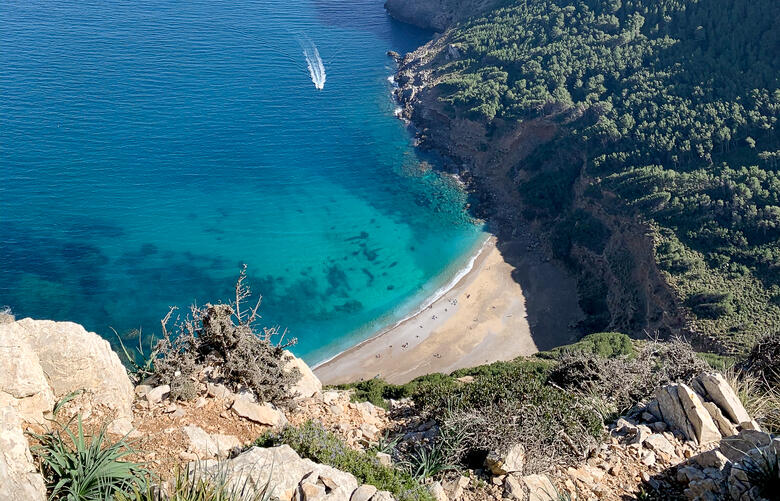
[117,463,273,501]
[114,327,159,385]
[724,368,780,433]
[29,415,147,500]
[256,422,433,501]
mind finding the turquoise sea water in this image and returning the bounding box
[0,0,485,362]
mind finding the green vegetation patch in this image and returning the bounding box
[422,0,780,352]
[539,331,637,359]
[256,422,434,501]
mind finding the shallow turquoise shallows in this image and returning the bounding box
[0,0,485,362]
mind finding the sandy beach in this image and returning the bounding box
[314,235,582,385]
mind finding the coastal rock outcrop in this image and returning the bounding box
[651,373,756,445]
[0,318,135,434]
[0,406,46,501]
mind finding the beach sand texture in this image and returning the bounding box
[314,237,582,384]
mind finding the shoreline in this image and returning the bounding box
[312,234,491,370]
[314,235,577,385]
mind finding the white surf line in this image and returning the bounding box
[311,235,492,369]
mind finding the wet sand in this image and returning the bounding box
[314,236,580,384]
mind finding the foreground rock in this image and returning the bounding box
[285,352,322,399]
[200,445,395,501]
[651,373,755,444]
[0,318,134,433]
[0,406,46,501]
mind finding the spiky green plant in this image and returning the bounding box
[113,327,159,385]
[29,415,147,501]
[732,447,780,499]
[400,442,456,480]
[117,462,274,501]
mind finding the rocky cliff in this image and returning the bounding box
[390,22,690,343]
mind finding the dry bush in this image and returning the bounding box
[741,332,780,386]
[549,338,709,413]
[154,266,301,405]
[439,399,602,474]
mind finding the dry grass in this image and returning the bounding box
[724,367,780,434]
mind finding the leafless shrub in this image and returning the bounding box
[741,332,780,387]
[439,400,601,474]
[154,266,301,405]
[549,338,709,413]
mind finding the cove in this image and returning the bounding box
[0,0,485,362]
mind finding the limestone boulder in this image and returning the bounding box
[655,384,696,441]
[231,397,288,428]
[523,474,558,501]
[677,384,721,444]
[0,318,134,433]
[720,430,773,462]
[369,491,394,501]
[203,445,359,501]
[728,437,778,501]
[350,484,377,501]
[0,406,46,500]
[284,351,322,399]
[702,401,738,438]
[428,481,448,501]
[697,373,751,425]
[485,444,525,475]
[181,425,241,459]
[0,328,55,424]
[644,433,677,458]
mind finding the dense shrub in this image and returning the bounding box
[334,373,453,409]
[257,422,433,501]
[424,0,780,351]
[539,332,636,359]
[549,339,710,413]
[412,360,603,474]
[153,267,300,404]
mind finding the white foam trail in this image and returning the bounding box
[301,40,326,90]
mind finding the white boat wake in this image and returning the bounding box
[299,38,326,90]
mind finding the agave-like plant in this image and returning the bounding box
[401,441,457,480]
[113,327,159,385]
[29,415,147,501]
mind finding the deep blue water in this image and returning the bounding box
[0,0,485,362]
